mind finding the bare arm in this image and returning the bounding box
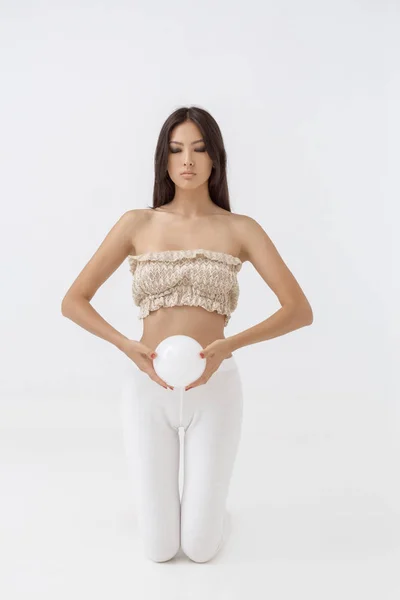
[61,210,137,352]
[225,215,313,353]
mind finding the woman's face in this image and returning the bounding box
[167,120,213,189]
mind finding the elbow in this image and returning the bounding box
[302,304,314,326]
[291,301,313,326]
[61,294,84,316]
[62,294,92,316]
[61,297,71,316]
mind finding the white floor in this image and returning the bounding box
[1,388,400,600]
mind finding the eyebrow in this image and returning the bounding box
[169,139,204,146]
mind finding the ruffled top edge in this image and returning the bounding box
[127,248,243,267]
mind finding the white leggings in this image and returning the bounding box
[120,355,243,563]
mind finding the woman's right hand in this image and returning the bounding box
[121,339,174,390]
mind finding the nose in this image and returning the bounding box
[184,154,194,166]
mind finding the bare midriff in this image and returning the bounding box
[132,206,245,358]
[140,305,233,358]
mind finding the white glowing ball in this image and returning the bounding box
[152,335,206,388]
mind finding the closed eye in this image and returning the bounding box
[169,147,206,153]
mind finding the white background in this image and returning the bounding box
[0,1,397,598]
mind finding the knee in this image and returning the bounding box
[137,513,180,562]
[181,532,223,563]
[145,542,180,563]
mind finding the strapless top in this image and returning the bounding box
[127,248,243,327]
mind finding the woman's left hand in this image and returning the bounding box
[185,339,233,391]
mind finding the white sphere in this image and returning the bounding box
[153,335,206,388]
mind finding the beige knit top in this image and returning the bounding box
[127,248,243,327]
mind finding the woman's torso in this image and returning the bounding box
[130,206,245,358]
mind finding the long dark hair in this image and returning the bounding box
[148,106,232,212]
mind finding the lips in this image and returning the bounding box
[181,172,195,175]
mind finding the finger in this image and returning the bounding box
[149,374,169,389]
[186,381,207,391]
[140,367,172,390]
[150,373,174,390]
[185,378,205,391]
[186,368,217,389]
[143,363,167,387]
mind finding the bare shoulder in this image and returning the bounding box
[233,213,290,265]
[124,208,151,246]
[125,208,149,223]
[229,212,258,262]
[233,213,313,317]
[61,209,145,305]
[228,210,249,224]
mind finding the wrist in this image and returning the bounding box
[222,336,239,354]
[115,335,130,353]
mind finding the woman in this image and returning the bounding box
[61,106,313,563]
